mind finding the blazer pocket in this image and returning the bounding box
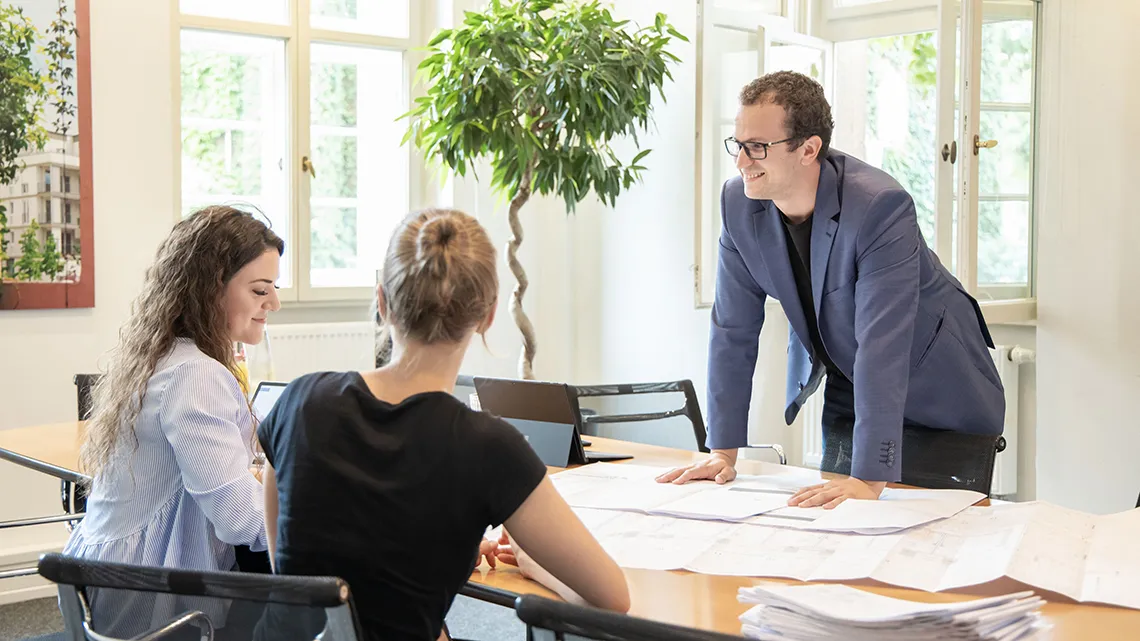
[913,312,946,371]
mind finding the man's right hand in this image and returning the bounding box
[654,450,738,485]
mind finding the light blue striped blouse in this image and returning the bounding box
[63,338,267,635]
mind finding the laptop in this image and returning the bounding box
[250,381,288,423]
[472,376,632,467]
[456,373,591,445]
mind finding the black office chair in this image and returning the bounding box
[569,380,787,463]
[514,594,747,641]
[821,419,1006,496]
[70,374,101,518]
[38,552,361,641]
[74,373,101,421]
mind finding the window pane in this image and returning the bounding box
[978,200,1029,285]
[309,44,407,289]
[978,110,1031,195]
[767,42,825,84]
[716,27,762,120]
[311,0,409,38]
[834,33,938,248]
[712,0,783,13]
[977,4,1035,295]
[181,30,291,287]
[980,18,1034,104]
[181,0,287,24]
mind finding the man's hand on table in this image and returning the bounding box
[788,477,887,509]
[654,450,738,485]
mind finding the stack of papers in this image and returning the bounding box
[737,583,1048,640]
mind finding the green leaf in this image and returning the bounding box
[427,28,453,47]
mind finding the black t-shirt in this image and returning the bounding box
[780,211,844,379]
[257,371,548,641]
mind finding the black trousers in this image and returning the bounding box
[817,373,933,477]
[817,373,1001,493]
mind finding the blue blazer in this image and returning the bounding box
[706,150,1005,481]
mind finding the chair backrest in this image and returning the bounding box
[39,552,361,641]
[514,595,746,641]
[570,380,710,453]
[821,420,1005,495]
[74,374,101,421]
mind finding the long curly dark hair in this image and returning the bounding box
[80,206,284,480]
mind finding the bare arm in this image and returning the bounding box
[263,463,278,572]
[503,477,630,613]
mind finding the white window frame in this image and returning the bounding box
[694,0,830,308]
[172,0,437,306]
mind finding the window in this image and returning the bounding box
[65,202,72,224]
[44,170,51,191]
[63,175,71,194]
[21,184,27,194]
[696,0,1039,322]
[178,0,427,302]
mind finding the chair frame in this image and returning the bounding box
[570,380,787,463]
[514,594,747,641]
[39,552,361,641]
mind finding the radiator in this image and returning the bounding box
[798,345,1031,498]
[261,321,377,383]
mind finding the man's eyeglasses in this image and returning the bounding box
[724,136,798,160]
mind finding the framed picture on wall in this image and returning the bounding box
[0,0,94,310]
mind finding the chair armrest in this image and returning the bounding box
[743,443,786,465]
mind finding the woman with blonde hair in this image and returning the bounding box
[64,205,283,636]
[258,208,629,641]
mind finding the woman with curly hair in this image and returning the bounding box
[64,205,283,637]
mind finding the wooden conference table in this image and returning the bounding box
[1,421,1137,639]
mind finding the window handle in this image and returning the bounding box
[301,155,317,178]
[974,135,998,154]
[941,140,958,164]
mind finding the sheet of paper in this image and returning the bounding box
[1081,509,1140,609]
[553,464,982,531]
[687,523,904,581]
[806,488,986,532]
[553,465,806,521]
[1004,502,1097,601]
[588,510,730,570]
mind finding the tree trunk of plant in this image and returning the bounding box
[508,161,538,379]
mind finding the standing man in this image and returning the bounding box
[657,71,1004,507]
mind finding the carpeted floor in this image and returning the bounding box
[0,594,522,641]
[0,597,64,641]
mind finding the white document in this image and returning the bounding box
[552,464,801,521]
[575,500,1140,611]
[582,508,729,570]
[553,463,984,533]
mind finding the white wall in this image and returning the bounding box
[1033,0,1140,514]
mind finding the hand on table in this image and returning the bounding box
[787,477,887,509]
[477,536,501,569]
[490,530,538,580]
[654,452,737,485]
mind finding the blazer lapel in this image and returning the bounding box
[751,199,813,352]
[811,159,842,321]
